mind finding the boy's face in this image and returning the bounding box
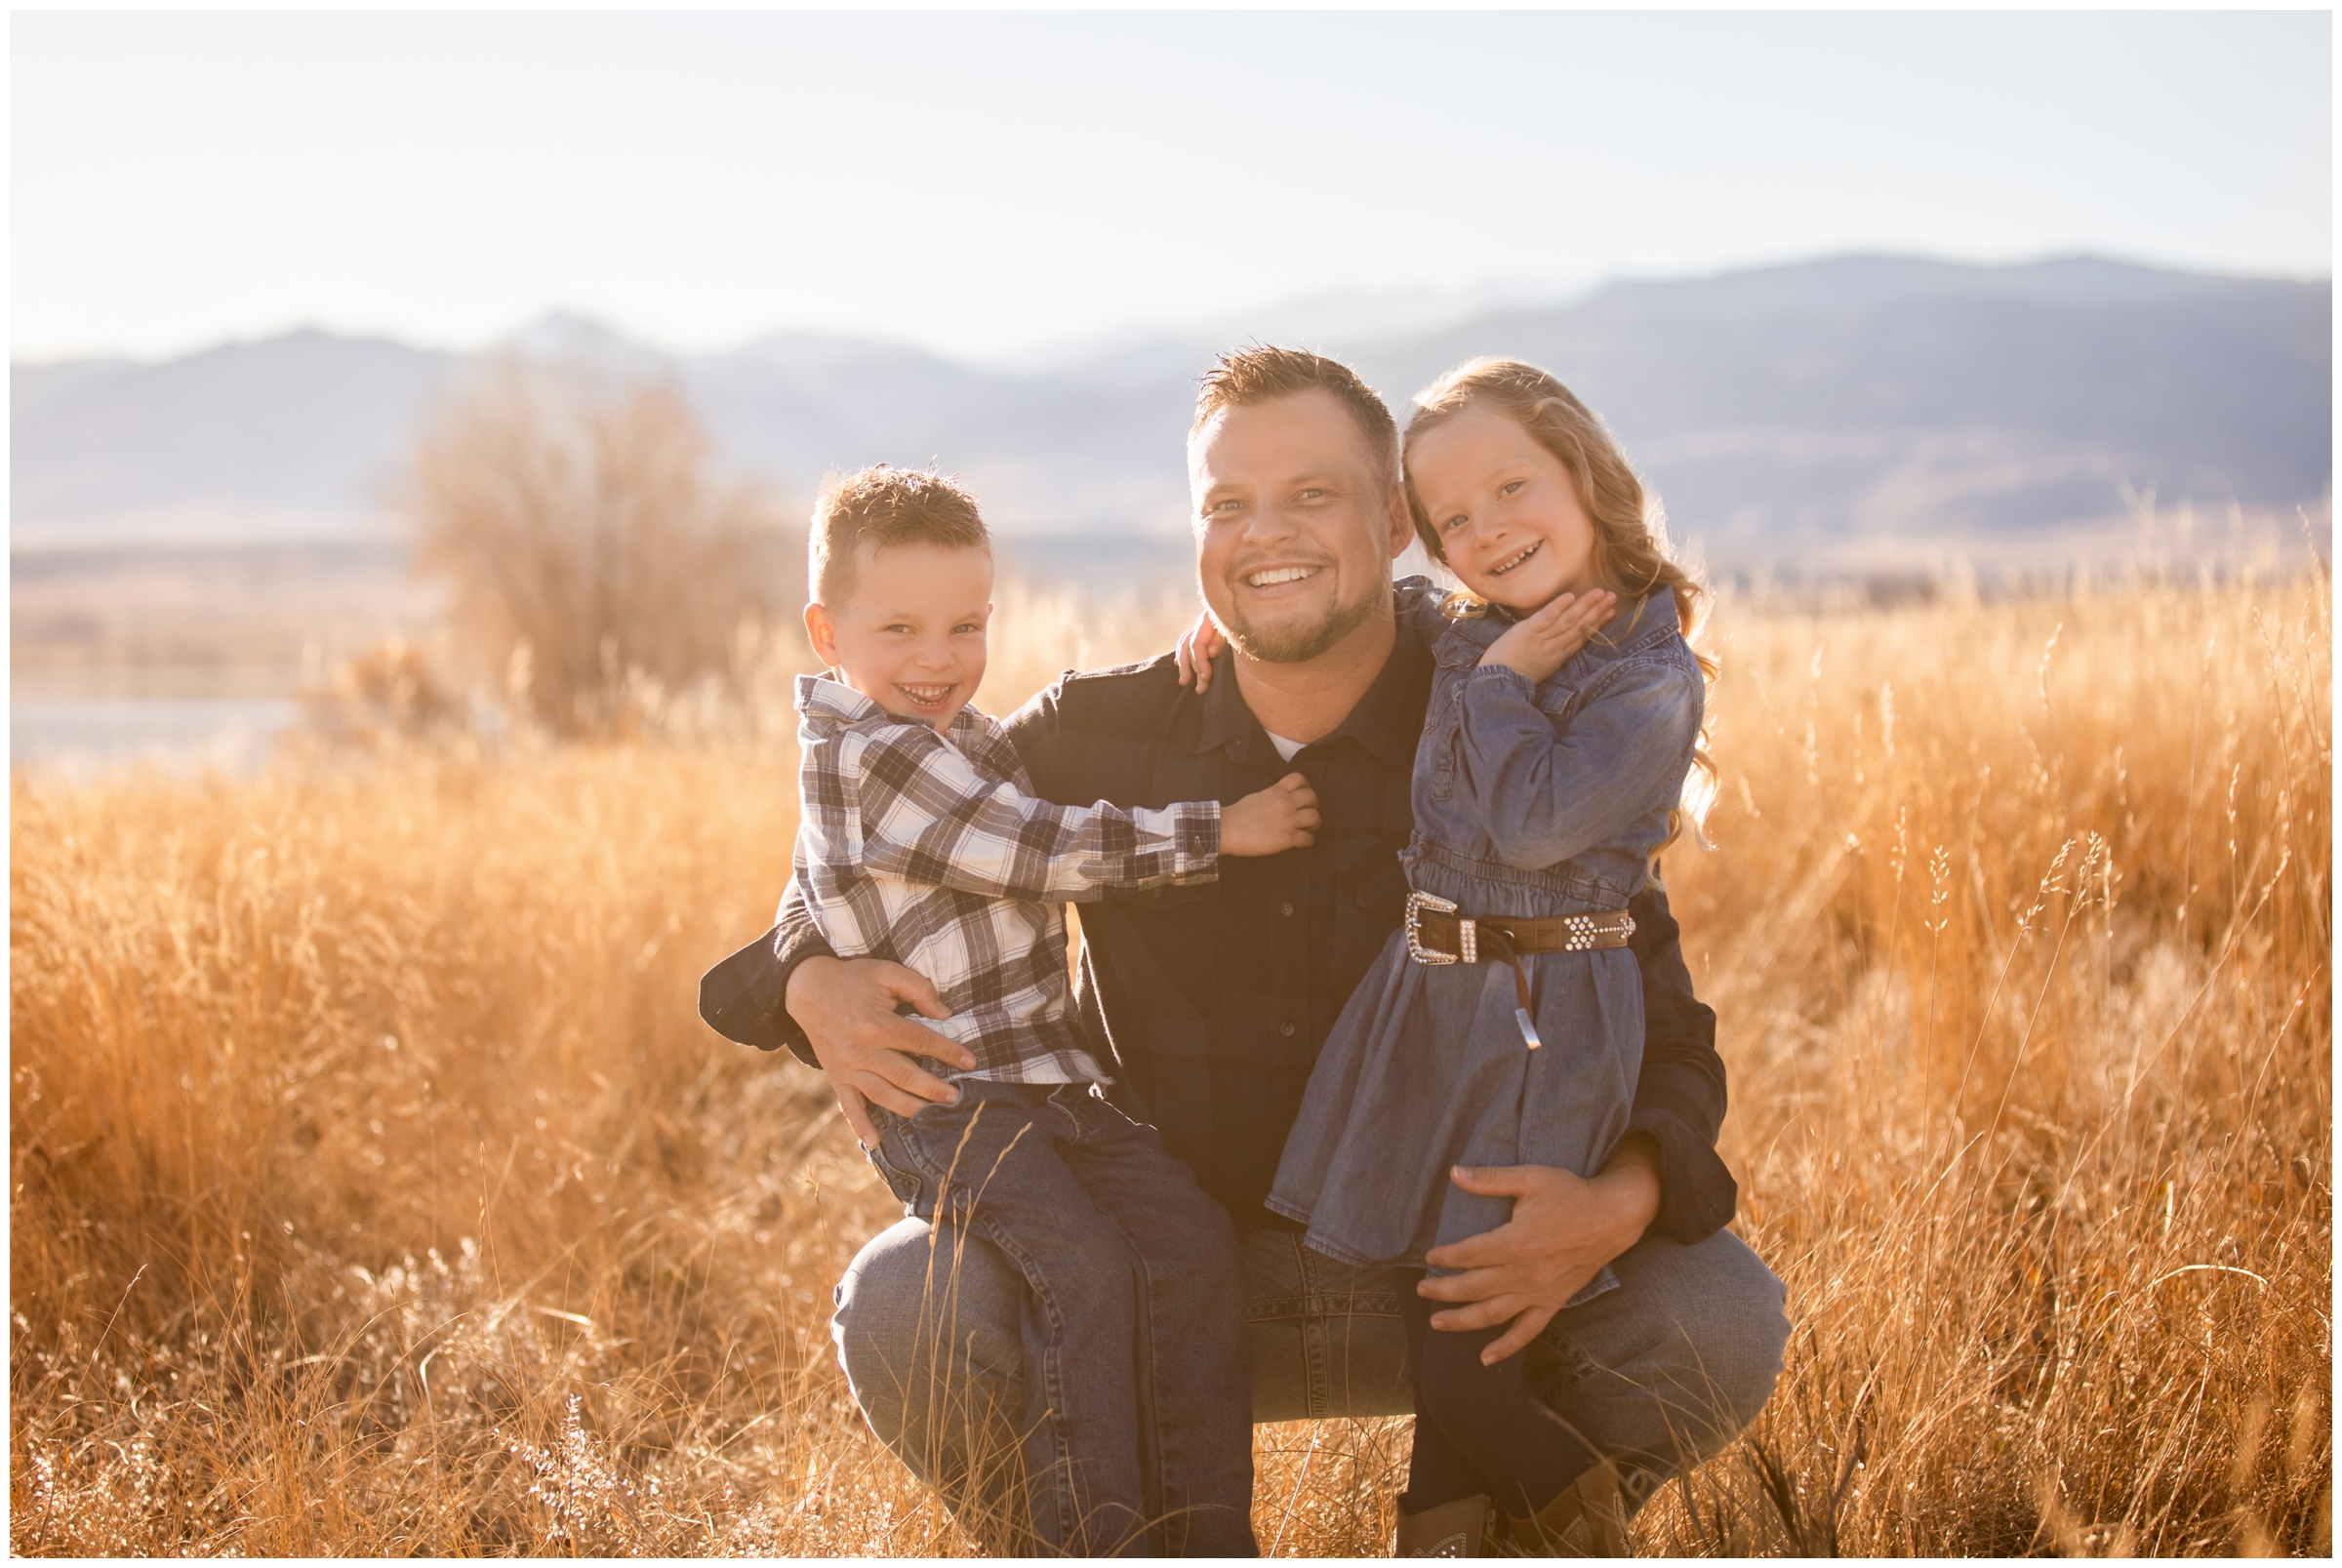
[804,543,992,731]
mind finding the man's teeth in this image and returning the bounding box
[1490,542,1543,576]
[1246,566,1320,587]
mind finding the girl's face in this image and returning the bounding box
[1408,406,1602,613]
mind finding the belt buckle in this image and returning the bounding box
[1404,891,1462,965]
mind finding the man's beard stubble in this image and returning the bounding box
[1212,571,1385,665]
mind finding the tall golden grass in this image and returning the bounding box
[11,569,2329,1555]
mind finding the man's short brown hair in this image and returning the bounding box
[808,464,989,605]
[1189,345,1400,488]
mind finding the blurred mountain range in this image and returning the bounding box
[12,254,2330,576]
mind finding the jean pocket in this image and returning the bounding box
[864,1132,927,1216]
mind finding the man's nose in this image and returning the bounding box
[1239,500,1301,546]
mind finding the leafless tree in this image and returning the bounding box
[407,358,795,738]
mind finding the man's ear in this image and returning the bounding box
[804,602,839,666]
[1383,483,1414,560]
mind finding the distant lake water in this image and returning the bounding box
[11,697,303,776]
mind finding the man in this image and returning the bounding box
[702,347,1789,1553]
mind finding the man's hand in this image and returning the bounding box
[786,955,971,1148]
[1418,1134,1663,1363]
[1477,588,1618,685]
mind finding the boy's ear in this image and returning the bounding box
[803,602,839,666]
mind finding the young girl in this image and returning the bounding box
[1268,358,1716,1556]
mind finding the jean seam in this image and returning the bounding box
[962,1207,1083,1550]
[1297,1235,1331,1418]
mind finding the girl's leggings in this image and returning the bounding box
[1399,1282,1599,1518]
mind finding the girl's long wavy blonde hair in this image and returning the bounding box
[1403,356,1719,853]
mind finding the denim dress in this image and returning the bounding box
[1266,595,1705,1300]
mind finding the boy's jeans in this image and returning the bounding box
[865,1080,1255,1557]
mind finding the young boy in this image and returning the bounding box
[789,465,1317,1556]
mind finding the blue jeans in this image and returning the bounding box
[865,1080,1255,1556]
[835,1213,1789,1549]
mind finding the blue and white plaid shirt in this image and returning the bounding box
[792,673,1221,1084]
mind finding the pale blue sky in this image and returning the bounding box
[13,10,2332,365]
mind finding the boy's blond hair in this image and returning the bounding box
[808,465,989,606]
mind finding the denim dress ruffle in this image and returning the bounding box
[1266,595,1705,1298]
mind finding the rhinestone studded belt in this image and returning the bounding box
[1403,892,1635,1049]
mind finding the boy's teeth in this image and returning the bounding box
[1247,566,1318,587]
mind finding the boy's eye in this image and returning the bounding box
[882,623,912,634]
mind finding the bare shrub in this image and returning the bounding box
[407,359,797,739]
[297,634,471,751]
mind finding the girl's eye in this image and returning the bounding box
[1500,480,1524,497]
[1442,513,1469,534]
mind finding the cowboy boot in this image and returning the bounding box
[1393,1493,1500,1557]
[1500,1459,1631,1556]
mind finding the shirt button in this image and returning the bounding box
[1279,1021,1297,1037]
[1279,902,1295,916]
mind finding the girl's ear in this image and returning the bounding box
[804,601,839,665]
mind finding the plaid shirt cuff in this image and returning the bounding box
[1171,800,1220,881]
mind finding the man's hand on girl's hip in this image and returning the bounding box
[1418,1139,1665,1362]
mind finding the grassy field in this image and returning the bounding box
[10,570,2330,1555]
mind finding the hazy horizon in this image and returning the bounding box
[12,247,2330,375]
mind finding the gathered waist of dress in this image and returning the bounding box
[1399,836,1642,919]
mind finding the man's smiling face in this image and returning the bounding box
[1189,388,1412,665]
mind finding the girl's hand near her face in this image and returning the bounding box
[1173,611,1229,691]
[1477,588,1616,684]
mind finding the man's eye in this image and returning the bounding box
[953,623,982,635]
[1298,488,1325,502]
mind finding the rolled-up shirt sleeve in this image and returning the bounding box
[1622,884,1737,1243]
[696,882,834,1064]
